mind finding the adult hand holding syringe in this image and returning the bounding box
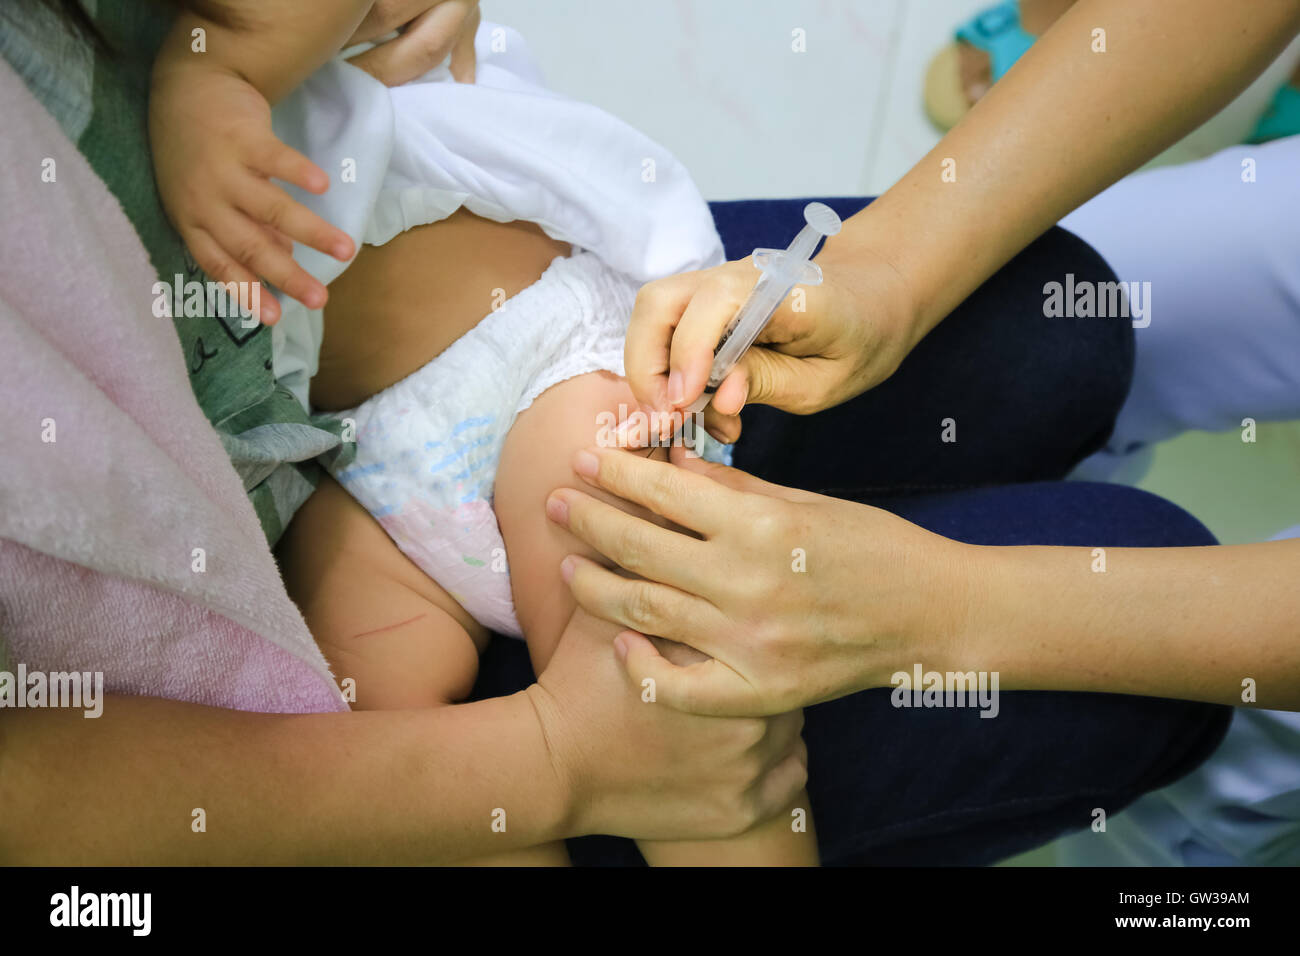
[624,200,918,444]
[684,202,842,414]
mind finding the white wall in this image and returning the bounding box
[486,0,901,199]
[486,0,1300,200]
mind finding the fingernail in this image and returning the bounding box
[667,370,684,406]
[560,555,576,583]
[613,633,629,661]
[334,241,352,260]
[545,494,568,525]
[573,449,599,478]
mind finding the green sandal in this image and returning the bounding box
[1245,82,1300,144]
[925,1,1036,131]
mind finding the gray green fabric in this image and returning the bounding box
[1,0,353,546]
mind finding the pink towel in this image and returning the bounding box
[0,58,345,714]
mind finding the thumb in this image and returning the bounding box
[616,631,764,717]
[735,341,827,415]
[347,3,469,87]
[448,6,480,83]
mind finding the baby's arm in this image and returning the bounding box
[149,1,372,321]
[159,1,371,105]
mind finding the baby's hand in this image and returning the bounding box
[149,59,355,324]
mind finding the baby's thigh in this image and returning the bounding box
[281,474,484,710]
[312,598,481,711]
[495,371,673,670]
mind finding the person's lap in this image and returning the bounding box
[802,482,1229,865]
[470,201,1231,865]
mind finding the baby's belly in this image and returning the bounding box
[313,210,572,411]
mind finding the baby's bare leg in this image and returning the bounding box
[497,372,818,866]
[633,638,817,866]
[281,475,571,866]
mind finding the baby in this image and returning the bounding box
[153,5,816,866]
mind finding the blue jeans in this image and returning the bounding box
[470,199,1231,865]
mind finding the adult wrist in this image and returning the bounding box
[935,542,1009,682]
[820,203,932,344]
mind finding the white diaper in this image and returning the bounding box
[326,252,725,638]
[270,19,724,411]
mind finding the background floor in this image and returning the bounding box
[488,0,1300,863]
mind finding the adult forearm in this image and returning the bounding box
[826,0,1300,338]
[957,539,1300,709]
[0,691,568,864]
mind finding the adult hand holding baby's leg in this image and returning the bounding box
[526,610,808,843]
[549,444,968,718]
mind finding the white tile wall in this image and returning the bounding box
[486,0,901,199]
[487,1,1300,196]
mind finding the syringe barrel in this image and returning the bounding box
[687,203,843,411]
[706,271,796,387]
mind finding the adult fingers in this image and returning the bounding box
[698,368,748,442]
[448,5,479,82]
[347,1,474,87]
[347,0,413,45]
[569,446,743,537]
[624,273,700,412]
[667,443,815,503]
[616,630,769,716]
[754,736,810,821]
[738,345,838,415]
[666,268,752,407]
[561,557,730,656]
[548,488,707,591]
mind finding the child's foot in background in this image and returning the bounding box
[925,0,1077,130]
[928,0,1300,144]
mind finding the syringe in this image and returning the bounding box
[685,201,842,413]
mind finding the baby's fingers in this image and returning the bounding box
[215,208,329,316]
[251,136,330,196]
[183,226,279,324]
[240,180,354,263]
[267,226,294,255]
